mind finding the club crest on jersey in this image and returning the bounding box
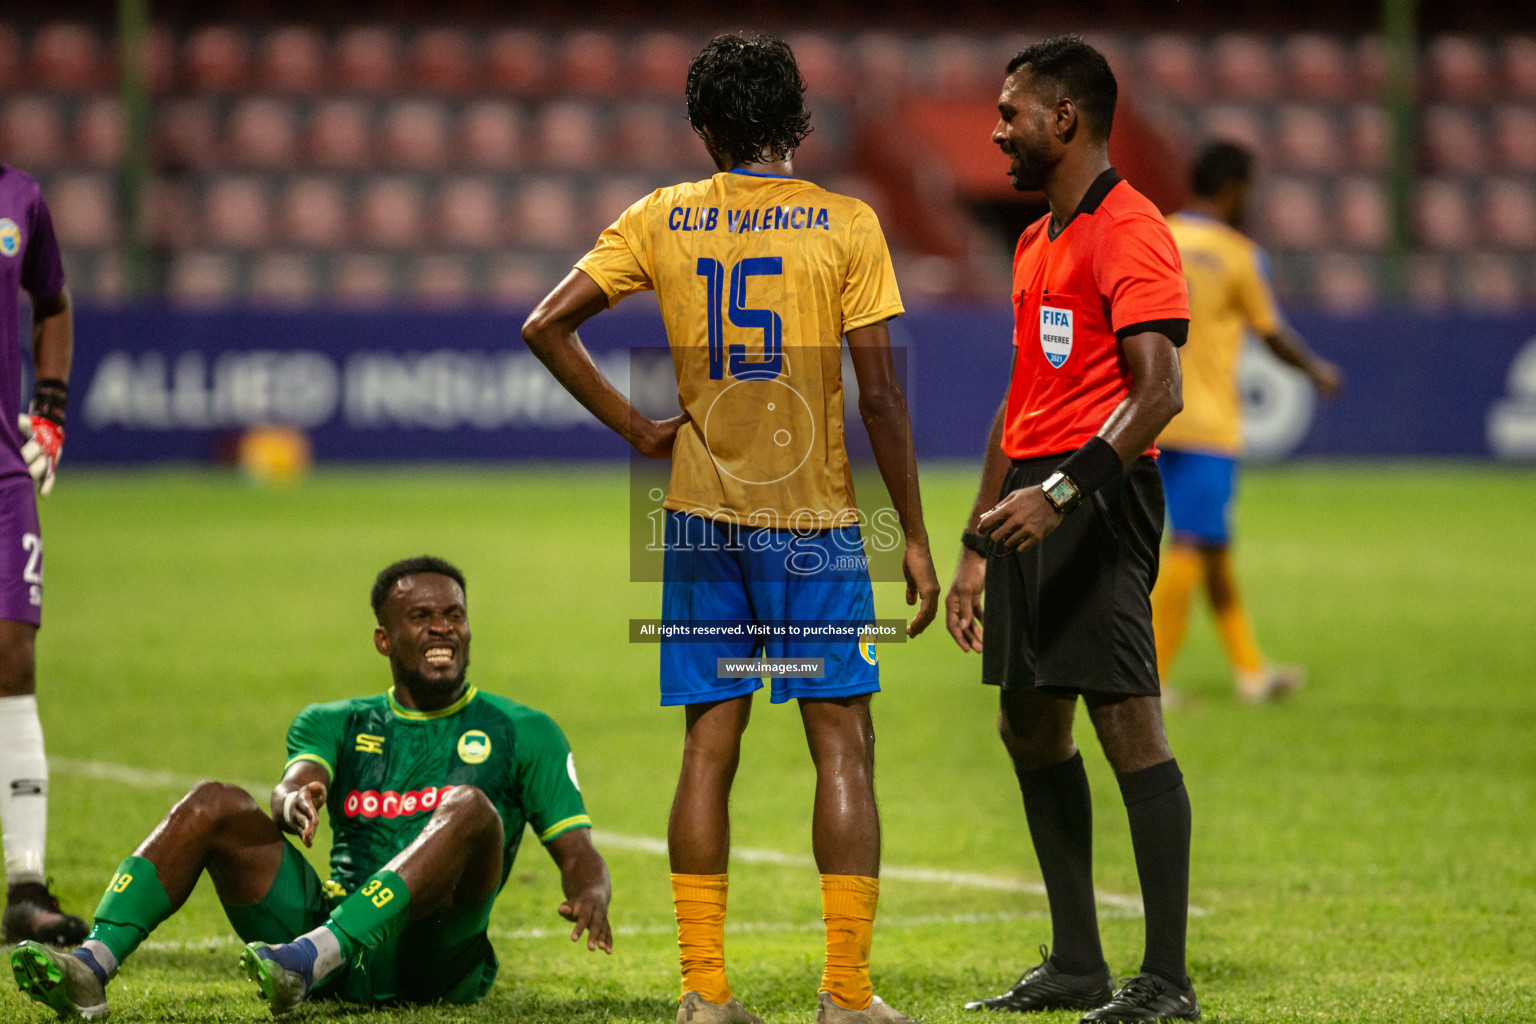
[1040,306,1073,369]
[457,729,491,765]
[858,629,878,666]
[0,219,19,257]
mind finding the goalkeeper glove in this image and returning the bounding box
[19,377,67,497]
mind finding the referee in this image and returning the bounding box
[945,37,1198,1022]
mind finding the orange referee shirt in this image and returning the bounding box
[1004,168,1189,460]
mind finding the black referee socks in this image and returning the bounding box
[1015,751,1106,976]
[1117,758,1192,988]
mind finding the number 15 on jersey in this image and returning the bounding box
[697,257,784,382]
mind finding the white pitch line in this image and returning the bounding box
[50,757,1201,916]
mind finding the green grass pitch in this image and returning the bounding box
[3,462,1535,1023]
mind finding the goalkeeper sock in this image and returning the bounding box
[322,869,409,962]
[1151,546,1200,682]
[819,874,879,1010]
[672,873,731,1004]
[0,694,49,884]
[85,856,174,968]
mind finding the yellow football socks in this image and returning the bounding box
[1152,544,1201,680]
[1214,601,1266,674]
[819,874,880,1010]
[672,873,731,1005]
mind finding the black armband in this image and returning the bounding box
[31,378,68,427]
[1055,436,1122,500]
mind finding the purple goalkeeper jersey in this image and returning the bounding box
[0,166,66,483]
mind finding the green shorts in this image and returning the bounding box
[220,840,499,1005]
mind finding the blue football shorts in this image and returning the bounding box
[1158,448,1238,547]
[660,510,880,706]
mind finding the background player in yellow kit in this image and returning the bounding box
[1154,141,1343,703]
[521,33,938,1024]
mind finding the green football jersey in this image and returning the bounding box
[284,684,591,896]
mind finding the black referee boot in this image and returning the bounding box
[1080,972,1199,1022]
[964,946,1114,1012]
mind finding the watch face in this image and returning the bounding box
[1044,473,1079,510]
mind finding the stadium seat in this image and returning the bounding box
[1409,252,1453,308]
[336,26,401,94]
[920,35,991,99]
[787,33,850,101]
[484,29,548,95]
[1274,105,1341,172]
[184,26,248,92]
[227,98,300,168]
[381,100,450,169]
[156,98,220,169]
[280,176,350,248]
[1481,178,1536,249]
[331,252,398,306]
[1490,105,1536,171]
[1283,33,1352,100]
[510,177,579,248]
[1415,178,1475,250]
[408,254,474,306]
[587,177,653,236]
[615,104,682,170]
[437,177,503,247]
[1422,104,1487,173]
[486,254,556,304]
[48,174,118,247]
[1261,177,1329,248]
[1457,251,1523,311]
[1346,104,1388,170]
[167,251,241,306]
[250,251,320,306]
[142,25,176,95]
[409,28,477,95]
[853,33,909,96]
[143,178,197,246]
[633,31,692,97]
[1139,35,1206,102]
[459,101,524,168]
[258,26,326,93]
[357,177,426,249]
[558,31,621,96]
[75,95,124,166]
[1354,36,1388,97]
[1335,177,1388,250]
[534,102,600,167]
[1501,36,1536,98]
[203,177,272,248]
[0,97,66,169]
[30,23,101,92]
[0,26,19,89]
[1199,105,1268,159]
[1428,35,1494,101]
[308,99,375,169]
[1313,252,1379,312]
[1212,34,1280,100]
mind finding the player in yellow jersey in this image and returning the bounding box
[1154,141,1342,703]
[521,34,938,1024]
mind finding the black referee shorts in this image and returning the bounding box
[981,454,1164,698]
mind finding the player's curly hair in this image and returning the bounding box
[686,34,812,168]
[1006,35,1117,142]
[1190,140,1254,197]
[371,556,466,621]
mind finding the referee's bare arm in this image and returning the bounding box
[945,399,1009,653]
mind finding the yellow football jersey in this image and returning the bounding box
[1160,212,1283,455]
[576,170,903,528]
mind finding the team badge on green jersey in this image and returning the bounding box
[457,730,492,764]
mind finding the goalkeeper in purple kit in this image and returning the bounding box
[0,164,81,948]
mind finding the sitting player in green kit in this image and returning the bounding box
[10,556,612,1019]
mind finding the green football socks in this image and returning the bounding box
[323,869,410,959]
[85,856,174,967]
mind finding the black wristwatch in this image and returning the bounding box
[1040,471,1082,515]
